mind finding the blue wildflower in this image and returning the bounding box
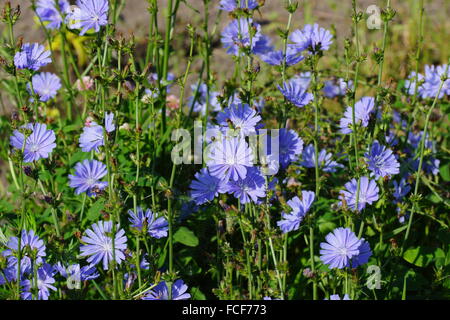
[79,220,127,270]
[27,72,61,102]
[68,0,109,36]
[221,18,262,56]
[340,176,379,212]
[207,137,254,182]
[278,78,314,108]
[14,43,52,71]
[142,279,191,300]
[300,144,343,173]
[217,103,262,136]
[36,0,70,30]
[128,207,169,239]
[189,168,227,205]
[68,159,108,197]
[277,190,315,233]
[21,263,56,300]
[218,0,258,12]
[339,97,376,134]
[10,123,57,163]
[290,23,333,54]
[225,167,266,204]
[365,140,400,179]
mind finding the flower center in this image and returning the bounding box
[29,144,39,152]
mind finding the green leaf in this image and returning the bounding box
[403,247,435,267]
[86,199,105,222]
[440,162,450,182]
[173,227,199,247]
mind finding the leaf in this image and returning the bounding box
[440,162,450,182]
[173,227,199,247]
[86,199,105,222]
[403,247,435,267]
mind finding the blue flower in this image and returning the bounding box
[278,78,314,108]
[55,262,100,281]
[68,159,108,197]
[225,167,266,204]
[218,0,258,12]
[217,103,262,136]
[10,123,56,163]
[339,96,376,134]
[21,263,56,300]
[323,78,353,98]
[420,65,450,99]
[79,220,127,270]
[68,0,109,36]
[27,72,61,102]
[142,279,191,300]
[128,207,169,239]
[278,128,304,168]
[365,140,400,179]
[189,168,227,205]
[2,230,46,276]
[320,227,371,269]
[14,43,52,71]
[221,18,262,56]
[404,71,424,96]
[260,45,304,66]
[300,144,343,173]
[207,137,254,182]
[36,0,70,30]
[277,190,315,233]
[188,83,222,115]
[79,113,115,152]
[393,178,411,203]
[340,176,379,212]
[290,24,333,54]
[326,294,351,300]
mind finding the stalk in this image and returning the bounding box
[401,62,449,252]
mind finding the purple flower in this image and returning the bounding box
[14,43,52,71]
[326,294,351,300]
[128,207,168,239]
[278,78,314,108]
[252,35,274,55]
[36,0,70,30]
[278,128,304,168]
[189,168,227,205]
[225,167,266,204]
[68,0,109,36]
[277,190,315,233]
[10,123,56,163]
[188,83,222,115]
[365,140,400,179]
[320,227,371,269]
[292,72,311,91]
[393,178,411,202]
[104,112,115,133]
[221,18,262,56]
[339,96,376,134]
[79,220,127,270]
[218,0,258,12]
[300,144,343,173]
[404,71,424,96]
[290,24,333,54]
[68,159,108,197]
[2,230,46,275]
[27,72,61,102]
[217,103,262,136]
[142,279,191,300]
[420,65,450,99]
[79,113,115,152]
[55,262,99,281]
[323,78,353,98]
[21,263,56,300]
[260,46,304,66]
[207,137,254,182]
[340,176,379,212]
